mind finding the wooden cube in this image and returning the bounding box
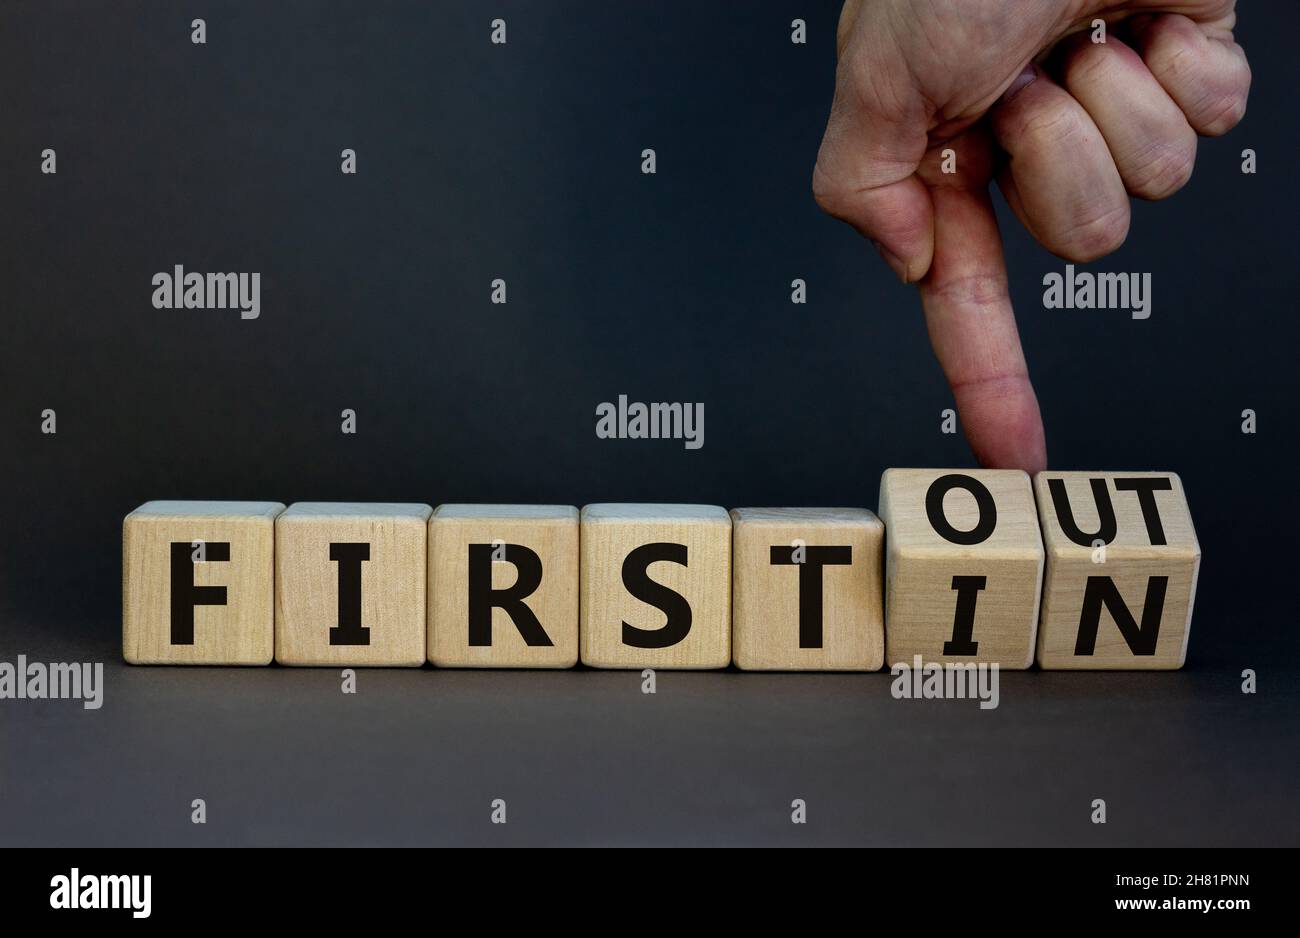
[1034,472,1200,669]
[275,502,431,666]
[731,508,884,671]
[123,500,283,665]
[580,504,731,669]
[428,505,579,668]
[878,469,1044,668]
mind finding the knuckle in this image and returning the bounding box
[1015,104,1083,145]
[811,166,851,217]
[1127,139,1197,199]
[1195,89,1248,135]
[1063,43,1115,91]
[1157,41,1203,86]
[926,273,1010,312]
[1057,204,1130,262]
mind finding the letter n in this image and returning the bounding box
[1074,576,1168,656]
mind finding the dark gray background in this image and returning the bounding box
[0,1,1296,846]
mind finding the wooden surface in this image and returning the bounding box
[731,507,884,671]
[878,469,1043,668]
[275,502,431,666]
[122,501,283,665]
[428,504,579,668]
[580,504,731,669]
[1034,472,1200,669]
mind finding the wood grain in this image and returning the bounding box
[878,469,1043,669]
[731,507,884,671]
[275,502,431,666]
[1034,471,1199,669]
[428,504,579,668]
[122,500,283,665]
[580,504,731,669]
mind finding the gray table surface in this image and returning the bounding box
[3,613,1295,848]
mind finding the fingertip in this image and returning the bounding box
[905,236,935,284]
[957,381,1048,473]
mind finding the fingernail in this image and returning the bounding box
[874,242,910,283]
[1001,63,1039,103]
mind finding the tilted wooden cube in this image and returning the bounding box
[580,504,731,669]
[1034,472,1199,669]
[123,500,283,665]
[275,502,431,666]
[731,508,884,671]
[428,505,579,668]
[878,469,1044,668]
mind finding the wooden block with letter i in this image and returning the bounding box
[580,504,731,669]
[878,469,1044,668]
[428,505,579,668]
[123,500,284,665]
[731,508,884,671]
[1034,472,1200,669]
[275,502,432,666]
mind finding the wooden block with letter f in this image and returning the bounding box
[1034,472,1200,669]
[878,469,1044,669]
[275,502,432,666]
[580,504,731,668]
[731,508,884,670]
[123,501,284,664]
[428,505,579,667]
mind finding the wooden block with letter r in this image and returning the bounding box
[275,502,431,666]
[878,469,1044,669]
[731,507,884,671]
[580,504,731,669]
[428,504,579,668]
[122,500,284,665]
[1034,471,1200,669]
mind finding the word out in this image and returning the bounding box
[121,470,1200,671]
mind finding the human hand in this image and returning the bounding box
[813,0,1250,470]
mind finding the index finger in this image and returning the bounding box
[919,177,1047,472]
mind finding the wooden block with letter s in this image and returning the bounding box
[275,502,431,666]
[731,507,884,671]
[580,504,731,669]
[428,504,579,667]
[1034,471,1199,669]
[123,500,284,665]
[878,469,1044,669]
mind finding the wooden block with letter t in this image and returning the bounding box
[878,469,1044,669]
[275,502,432,666]
[580,504,731,669]
[731,508,884,671]
[428,505,579,667]
[1034,472,1200,669]
[122,500,284,665]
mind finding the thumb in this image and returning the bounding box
[812,66,934,282]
